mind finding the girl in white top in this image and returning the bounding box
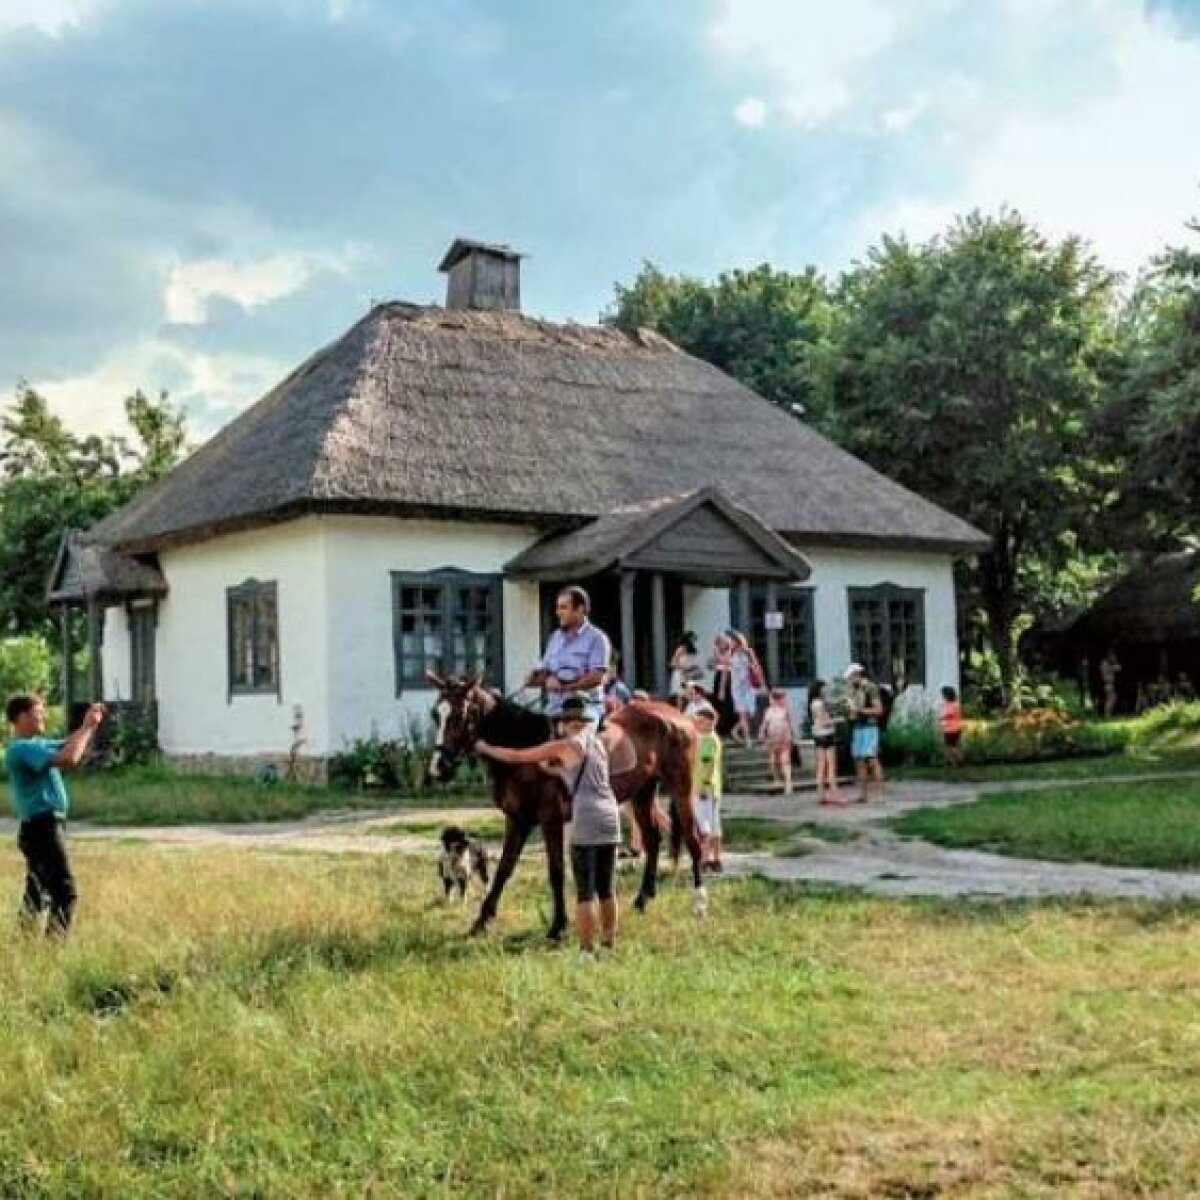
[808,679,845,805]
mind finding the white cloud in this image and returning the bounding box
[0,0,98,35]
[163,248,360,325]
[850,0,1200,275]
[881,93,929,133]
[709,0,905,126]
[733,96,768,127]
[30,337,289,439]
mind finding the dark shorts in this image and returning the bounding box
[571,843,617,903]
[944,730,962,748]
[813,734,836,750]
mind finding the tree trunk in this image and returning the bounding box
[977,536,1021,704]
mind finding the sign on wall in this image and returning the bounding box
[764,610,785,631]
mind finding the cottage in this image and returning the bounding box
[49,239,988,777]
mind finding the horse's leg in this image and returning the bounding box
[542,808,569,942]
[471,812,532,936]
[631,779,662,913]
[666,751,707,918]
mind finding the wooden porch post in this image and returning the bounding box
[619,570,637,690]
[60,606,75,715]
[765,581,781,685]
[651,572,668,697]
[736,579,751,636]
[87,599,103,702]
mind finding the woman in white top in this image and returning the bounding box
[808,679,845,805]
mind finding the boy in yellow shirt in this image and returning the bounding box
[693,703,724,873]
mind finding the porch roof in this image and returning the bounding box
[503,486,811,584]
[47,531,168,605]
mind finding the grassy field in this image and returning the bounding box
[891,745,1200,784]
[0,844,1198,1196]
[64,764,490,826]
[893,777,1200,870]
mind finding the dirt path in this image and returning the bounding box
[22,771,1200,902]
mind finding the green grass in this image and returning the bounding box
[722,817,858,853]
[891,745,1200,784]
[369,814,509,840]
[63,764,491,826]
[1,847,1198,1196]
[892,777,1200,870]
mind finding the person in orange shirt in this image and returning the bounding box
[940,686,964,768]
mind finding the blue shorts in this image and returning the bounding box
[851,725,880,760]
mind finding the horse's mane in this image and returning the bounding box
[479,698,554,749]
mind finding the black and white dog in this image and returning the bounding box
[438,825,490,901]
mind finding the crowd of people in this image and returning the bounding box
[4,584,959,956]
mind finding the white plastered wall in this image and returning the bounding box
[143,515,543,758]
[679,548,961,714]
[102,607,133,701]
[317,515,541,753]
[682,586,732,684]
[799,546,961,693]
[107,510,960,757]
[149,519,331,758]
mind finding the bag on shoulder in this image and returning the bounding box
[748,659,764,690]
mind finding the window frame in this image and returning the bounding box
[126,601,157,704]
[226,579,280,700]
[847,583,926,689]
[391,569,505,693]
[732,582,817,688]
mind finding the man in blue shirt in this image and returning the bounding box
[529,586,612,725]
[5,694,106,936]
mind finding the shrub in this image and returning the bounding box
[104,707,160,768]
[883,686,944,766]
[962,712,1127,764]
[1127,701,1200,750]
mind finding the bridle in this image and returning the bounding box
[428,671,548,781]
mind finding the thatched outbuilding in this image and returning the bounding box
[1056,550,1200,711]
[52,239,987,776]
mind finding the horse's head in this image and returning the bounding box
[427,671,491,783]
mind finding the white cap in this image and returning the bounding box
[844,663,865,679]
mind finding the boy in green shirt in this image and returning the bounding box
[5,694,106,936]
[693,703,724,873]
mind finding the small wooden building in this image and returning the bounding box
[50,238,988,777]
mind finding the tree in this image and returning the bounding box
[815,211,1124,687]
[1106,221,1200,544]
[0,387,190,639]
[608,262,834,424]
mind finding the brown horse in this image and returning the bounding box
[427,675,706,940]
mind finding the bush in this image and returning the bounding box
[962,711,1127,765]
[883,686,944,766]
[1127,701,1200,750]
[105,707,160,768]
[0,635,52,702]
[327,726,486,795]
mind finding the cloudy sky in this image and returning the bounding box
[1,0,1198,437]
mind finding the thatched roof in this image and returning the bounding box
[47,531,167,605]
[506,486,811,582]
[1069,551,1200,646]
[88,303,989,556]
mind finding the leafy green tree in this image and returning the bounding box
[815,211,1124,687]
[608,262,834,423]
[1105,221,1200,544]
[0,387,190,638]
[0,634,52,700]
